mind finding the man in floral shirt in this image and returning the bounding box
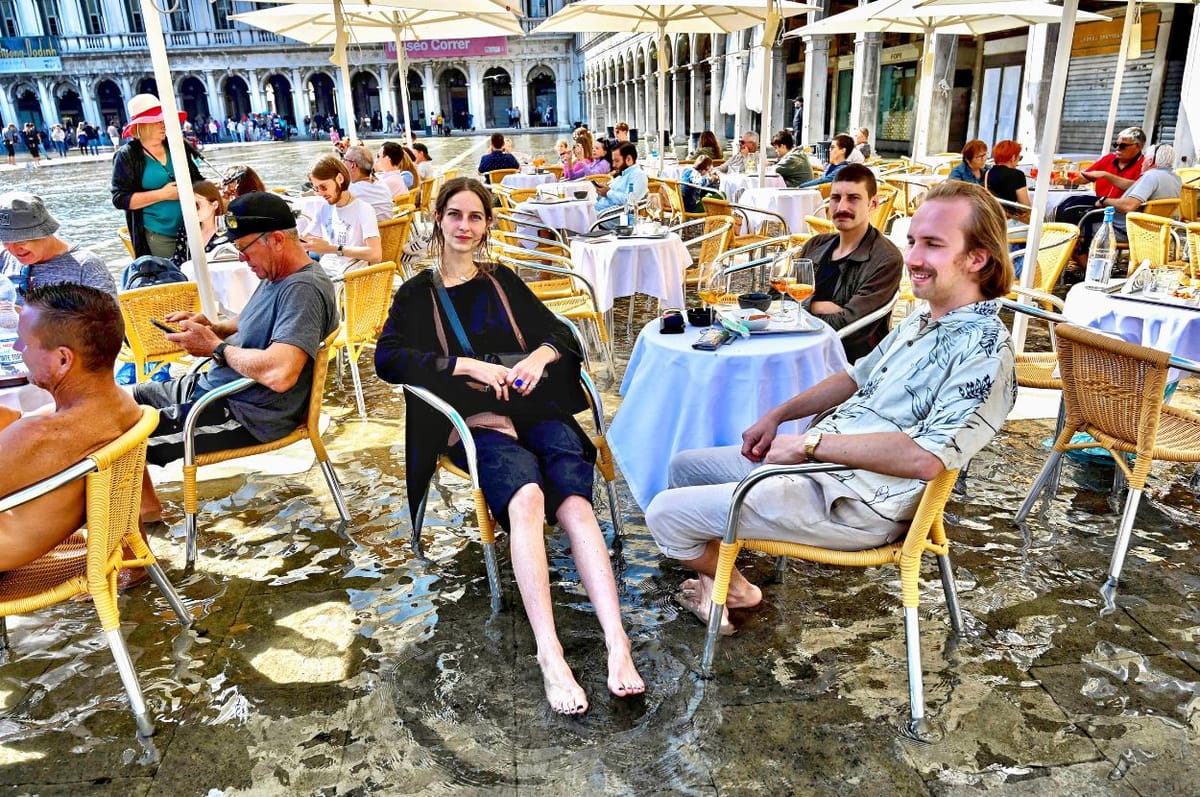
[647,180,1017,632]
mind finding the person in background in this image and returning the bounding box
[594,143,648,215]
[412,143,435,181]
[0,192,117,304]
[171,180,225,263]
[301,155,383,271]
[3,124,16,165]
[1054,125,1146,228]
[771,130,814,187]
[694,130,721,160]
[949,139,989,185]
[375,141,417,196]
[564,129,597,179]
[478,132,519,179]
[373,177,645,714]
[1102,143,1182,242]
[613,122,631,149]
[220,165,266,203]
[503,137,531,165]
[342,145,395,221]
[791,97,803,137]
[592,138,613,173]
[681,156,721,213]
[984,139,1031,216]
[717,131,759,174]
[854,127,872,160]
[107,120,120,151]
[50,124,66,158]
[111,94,204,259]
[555,138,571,169]
[801,134,854,188]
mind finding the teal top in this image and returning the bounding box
[140,151,183,237]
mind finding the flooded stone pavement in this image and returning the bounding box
[1,137,1199,795]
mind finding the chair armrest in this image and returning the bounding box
[1168,354,1200,377]
[835,292,899,339]
[1008,286,1065,312]
[723,463,852,544]
[182,377,256,464]
[999,297,1068,324]
[0,459,97,512]
[402,384,481,483]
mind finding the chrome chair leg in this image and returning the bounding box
[410,489,430,560]
[701,597,726,677]
[347,354,367,420]
[604,479,622,537]
[903,606,932,739]
[105,628,155,737]
[0,617,7,658]
[483,541,502,613]
[1016,451,1063,523]
[319,460,351,522]
[1047,400,1067,497]
[146,564,193,628]
[184,513,198,570]
[937,554,964,635]
[773,556,789,583]
[1101,487,1145,611]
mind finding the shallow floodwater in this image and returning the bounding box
[1,137,1199,794]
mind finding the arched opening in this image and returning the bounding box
[307,72,337,124]
[351,70,380,131]
[178,76,209,124]
[483,67,511,128]
[97,80,125,128]
[14,87,44,128]
[55,86,84,127]
[223,74,251,120]
[527,67,555,127]
[438,68,468,130]
[265,73,295,126]
[393,69,423,131]
[137,77,158,96]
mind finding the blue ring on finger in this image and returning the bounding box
[513,378,524,388]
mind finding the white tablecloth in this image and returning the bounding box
[500,173,556,190]
[1064,283,1200,364]
[537,180,596,200]
[609,318,849,509]
[569,233,691,313]
[720,172,784,202]
[739,187,824,234]
[515,198,597,239]
[0,381,53,413]
[184,255,260,316]
[1033,188,1091,221]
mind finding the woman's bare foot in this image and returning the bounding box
[538,654,588,715]
[680,576,762,609]
[606,639,645,698]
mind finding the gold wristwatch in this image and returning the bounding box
[804,429,823,461]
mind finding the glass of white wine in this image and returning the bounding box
[696,259,730,310]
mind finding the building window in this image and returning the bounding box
[0,0,19,37]
[213,0,234,29]
[39,0,63,35]
[527,0,549,18]
[169,0,192,31]
[79,0,104,34]
[122,0,143,33]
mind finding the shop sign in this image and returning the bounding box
[0,37,61,74]
[1072,11,1158,57]
[385,37,508,60]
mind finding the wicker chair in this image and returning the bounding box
[1141,197,1180,219]
[378,210,415,274]
[804,214,835,236]
[1181,185,1199,224]
[118,226,135,258]
[871,184,899,232]
[1006,222,1079,300]
[0,407,191,738]
[583,173,612,187]
[675,216,733,296]
[118,282,202,382]
[1015,324,1200,609]
[1187,223,1200,280]
[333,262,398,419]
[543,164,564,180]
[179,330,350,568]
[700,465,962,738]
[404,318,620,610]
[1124,212,1177,272]
[701,197,782,248]
[482,167,517,185]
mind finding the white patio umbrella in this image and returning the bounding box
[532,0,815,172]
[787,0,1105,160]
[236,2,524,144]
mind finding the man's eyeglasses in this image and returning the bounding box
[1115,142,1136,150]
[234,232,268,255]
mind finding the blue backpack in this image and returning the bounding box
[121,255,189,291]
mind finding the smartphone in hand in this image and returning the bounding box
[151,318,181,334]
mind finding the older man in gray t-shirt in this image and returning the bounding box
[1108,143,1184,238]
[0,191,116,303]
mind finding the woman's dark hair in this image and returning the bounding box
[431,177,494,269]
[698,130,719,154]
[574,128,595,160]
[222,165,265,199]
[961,139,988,164]
[595,137,612,165]
[193,179,226,215]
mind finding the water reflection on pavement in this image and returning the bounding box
[1,138,1199,794]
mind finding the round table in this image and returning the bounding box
[609,318,849,509]
[720,172,784,202]
[569,232,691,313]
[1064,282,1200,363]
[537,180,596,200]
[515,198,597,241]
[184,254,260,316]
[500,173,556,190]
[739,187,824,234]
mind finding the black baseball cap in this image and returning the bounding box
[207,191,297,251]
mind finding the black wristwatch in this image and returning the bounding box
[212,342,229,365]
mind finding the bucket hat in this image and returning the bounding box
[122,94,187,139]
[0,192,59,242]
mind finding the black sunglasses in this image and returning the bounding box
[1115,142,1137,150]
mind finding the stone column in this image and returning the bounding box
[378,65,396,131]
[673,67,687,139]
[36,80,55,125]
[768,46,786,137]
[191,0,215,31]
[57,0,86,35]
[118,75,136,107]
[512,62,528,127]
[555,59,569,127]
[689,63,704,138]
[1016,23,1058,156]
[801,34,831,146]
[247,70,265,116]
[0,90,17,129]
[204,72,222,120]
[422,63,437,129]
[466,60,486,130]
[708,52,724,135]
[80,79,103,126]
[850,32,881,146]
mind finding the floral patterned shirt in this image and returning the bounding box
[812,299,1017,522]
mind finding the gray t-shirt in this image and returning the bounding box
[196,263,338,442]
[0,245,117,305]
[1116,168,1183,232]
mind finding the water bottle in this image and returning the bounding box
[1085,207,1118,286]
[622,195,636,229]
[0,273,20,372]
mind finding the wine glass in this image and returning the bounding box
[646,193,662,231]
[695,258,729,310]
[770,256,814,323]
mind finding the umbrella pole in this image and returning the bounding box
[139,0,215,319]
[1102,0,1137,153]
[659,22,667,175]
[758,7,779,181]
[913,30,936,162]
[333,0,359,143]
[392,17,415,144]
[1014,0,1082,352]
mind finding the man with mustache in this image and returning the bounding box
[646,180,1016,634]
[799,163,902,362]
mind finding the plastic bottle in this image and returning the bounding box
[622,195,636,229]
[1086,207,1118,286]
[0,273,20,371]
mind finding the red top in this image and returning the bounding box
[1090,151,1144,198]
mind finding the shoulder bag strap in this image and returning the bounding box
[430,269,475,357]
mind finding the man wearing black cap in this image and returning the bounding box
[133,192,339,520]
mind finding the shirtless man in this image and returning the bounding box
[0,283,142,571]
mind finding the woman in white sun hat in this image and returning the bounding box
[110,93,203,259]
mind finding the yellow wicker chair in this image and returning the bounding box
[1141,197,1180,219]
[378,210,415,275]
[583,173,612,187]
[679,216,734,294]
[417,176,437,213]
[118,282,202,382]
[118,227,135,258]
[482,167,517,185]
[0,407,191,738]
[543,164,564,180]
[1181,185,1199,224]
[179,330,350,568]
[1006,222,1079,302]
[333,261,398,419]
[1125,212,1176,272]
[700,465,962,738]
[804,214,835,236]
[1016,324,1200,609]
[404,318,620,610]
[870,184,899,232]
[1187,223,1200,280]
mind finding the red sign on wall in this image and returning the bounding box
[384,37,508,60]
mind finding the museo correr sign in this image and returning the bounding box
[0,37,62,74]
[384,37,508,61]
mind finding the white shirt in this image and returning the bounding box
[377,170,412,197]
[349,180,395,220]
[306,196,380,274]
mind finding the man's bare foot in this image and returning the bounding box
[606,640,645,698]
[680,577,763,609]
[677,588,736,636]
[538,655,588,715]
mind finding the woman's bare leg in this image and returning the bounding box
[507,483,588,714]
[556,496,645,698]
